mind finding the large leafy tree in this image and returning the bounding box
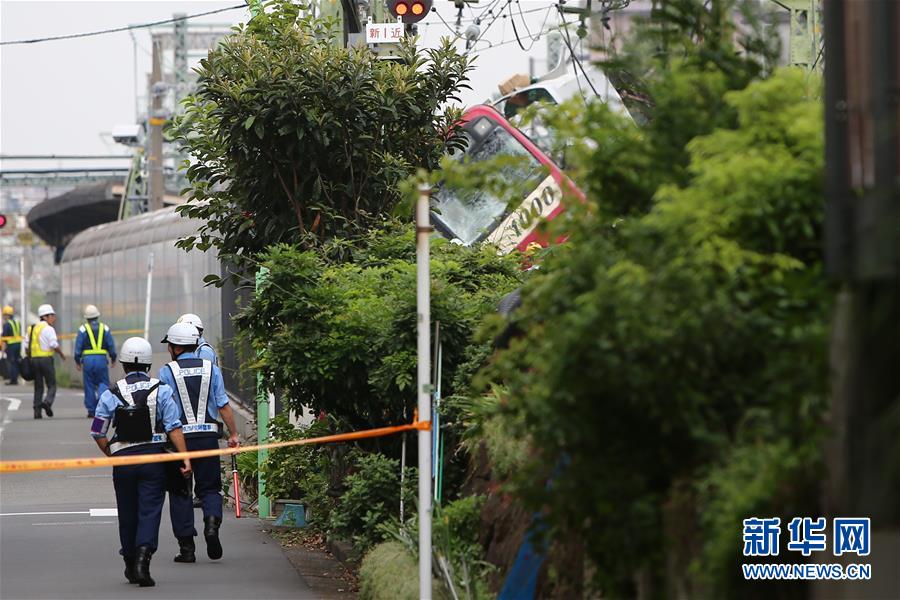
[482,69,827,597]
[172,0,471,282]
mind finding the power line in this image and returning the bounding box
[465,0,511,54]
[509,4,554,51]
[556,6,599,97]
[473,23,557,52]
[0,4,245,46]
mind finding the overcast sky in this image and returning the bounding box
[1,0,564,165]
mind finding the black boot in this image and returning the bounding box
[123,557,139,584]
[42,402,53,417]
[33,410,42,419]
[203,516,223,560]
[173,536,196,563]
[134,546,155,587]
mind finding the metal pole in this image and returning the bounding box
[416,183,433,599]
[256,267,272,519]
[143,253,154,340]
[19,253,26,322]
[148,37,165,212]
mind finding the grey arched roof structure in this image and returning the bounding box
[62,206,201,262]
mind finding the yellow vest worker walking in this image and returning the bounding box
[24,304,67,419]
[74,304,117,418]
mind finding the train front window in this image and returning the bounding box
[433,118,543,246]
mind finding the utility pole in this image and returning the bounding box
[147,38,165,212]
[820,0,899,597]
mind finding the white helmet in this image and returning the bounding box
[120,337,153,366]
[161,322,200,346]
[177,313,203,331]
[84,304,100,319]
[37,304,55,317]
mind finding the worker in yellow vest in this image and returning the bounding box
[1,305,23,384]
[24,304,67,419]
[74,304,117,418]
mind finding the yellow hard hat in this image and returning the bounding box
[2,306,13,316]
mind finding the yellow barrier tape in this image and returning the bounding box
[58,328,145,341]
[0,420,431,474]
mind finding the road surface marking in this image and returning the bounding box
[1,397,21,411]
[1,511,89,517]
[32,521,116,526]
[1,508,118,517]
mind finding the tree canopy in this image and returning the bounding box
[172,0,471,283]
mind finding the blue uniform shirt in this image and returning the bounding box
[74,320,117,365]
[90,372,182,439]
[158,351,229,421]
[197,335,218,365]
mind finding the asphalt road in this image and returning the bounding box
[0,385,313,599]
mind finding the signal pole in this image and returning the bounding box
[147,38,165,212]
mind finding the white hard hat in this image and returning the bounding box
[37,304,55,317]
[177,313,203,331]
[84,304,100,319]
[120,337,153,366]
[161,322,200,346]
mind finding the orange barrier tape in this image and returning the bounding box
[0,420,431,474]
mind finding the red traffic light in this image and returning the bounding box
[389,0,430,23]
[0,214,6,229]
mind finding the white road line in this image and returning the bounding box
[1,397,21,411]
[1,508,118,517]
[32,521,116,526]
[0,511,89,517]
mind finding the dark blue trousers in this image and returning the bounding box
[170,436,222,537]
[113,455,167,557]
[5,344,20,382]
[82,355,110,414]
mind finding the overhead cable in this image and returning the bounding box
[509,4,554,51]
[556,6,600,97]
[0,4,245,46]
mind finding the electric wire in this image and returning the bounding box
[555,6,600,97]
[0,4,245,46]
[509,4,554,51]
[464,0,512,55]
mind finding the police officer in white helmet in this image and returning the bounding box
[177,313,218,365]
[159,322,238,563]
[89,337,191,587]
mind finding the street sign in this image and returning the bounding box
[365,22,404,44]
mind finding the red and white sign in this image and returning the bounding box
[366,22,404,44]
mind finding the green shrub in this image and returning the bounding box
[482,68,828,596]
[260,415,341,529]
[330,450,417,552]
[237,221,523,435]
[359,541,450,600]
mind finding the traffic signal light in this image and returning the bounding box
[0,214,6,229]
[388,0,431,24]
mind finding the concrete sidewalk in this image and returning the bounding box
[0,386,320,599]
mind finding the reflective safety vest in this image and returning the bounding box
[82,322,108,356]
[108,377,166,455]
[29,322,55,358]
[165,358,220,438]
[1,319,21,345]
